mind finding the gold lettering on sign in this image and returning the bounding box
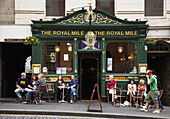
[125,31,138,35]
[41,30,138,36]
[41,31,51,35]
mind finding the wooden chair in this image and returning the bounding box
[133,93,143,108]
[73,84,79,103]
[113,88,122,107]
[46,83,57,102]
[33,85,46,105]
[107,90,110,103]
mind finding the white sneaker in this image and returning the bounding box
[73,93,76,96]
[70,100,73,104]
[153,110,160,113]
[140,108,148,112]
[141,106,146,109]
[23,101,30,104]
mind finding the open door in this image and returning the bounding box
[79,53,101,100]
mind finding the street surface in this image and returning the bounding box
[0,114,110,119]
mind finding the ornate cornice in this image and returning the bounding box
[93,13,122,24]
[57,13,88,24]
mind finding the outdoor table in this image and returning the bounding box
[58,86,69,103]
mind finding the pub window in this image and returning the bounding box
[42,42,73,74]
[96,0,114,15]
[106,42,137,73]
[46,0,65,16]
[145,0,164,16]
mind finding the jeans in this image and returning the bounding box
[14,88,32,99]
[158,95,164,109]
[26,90,38,102]
[70,87,76,101]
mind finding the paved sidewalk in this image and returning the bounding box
[0,98,169,119]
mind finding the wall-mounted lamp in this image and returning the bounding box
[128,53,134,60]
[68,45,72,52]
[118,46,123,53]
[55,46,60,52]
[120,55,125,61]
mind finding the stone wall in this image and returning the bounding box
[0,0,15,24]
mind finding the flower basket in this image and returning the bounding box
[144,38,156,45]
[24,36,39,46]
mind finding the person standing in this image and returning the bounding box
[106,75,117,103]
[23,74,46,103]
[15,72,34,102]
[68,75,78,104]
[140,70,160,113]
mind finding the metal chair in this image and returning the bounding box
[33,85,46,105]
[46,83,57,102]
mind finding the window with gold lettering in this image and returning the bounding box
[42,42,73,74]
[106,42,137,73]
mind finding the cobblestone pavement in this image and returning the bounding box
[0,114,110,119]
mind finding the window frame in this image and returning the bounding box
[105,41,138,74]
[45,0,65,18]
[41,41,74,75]
[96,0,115,15]
[144,0,166,18]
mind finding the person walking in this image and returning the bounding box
[152,70,164,111]
[140,70,160,113]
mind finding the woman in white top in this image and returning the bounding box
[127,79,136,106]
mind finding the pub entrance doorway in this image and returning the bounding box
[78,53,101,100]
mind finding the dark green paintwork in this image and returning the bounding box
[31,8,148,98]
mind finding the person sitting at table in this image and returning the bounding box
[127,79,136,106]
[31,75,37,89]
[68,75,78,104]
[23,74,46,104]
[55,75,64,100]
[106,75,117,103]
[15,72,34,102]
[137,79,147,107]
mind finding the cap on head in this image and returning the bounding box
[109,75,114,79]
[146,70,152,74]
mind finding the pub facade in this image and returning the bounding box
[31,9,148,100]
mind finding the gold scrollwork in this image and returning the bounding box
[57,13,88,24]
[93,13,122,24]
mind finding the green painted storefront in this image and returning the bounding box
[31,9,148,100]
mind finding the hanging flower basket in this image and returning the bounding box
[144,38,156,45]
[24,36,39,46]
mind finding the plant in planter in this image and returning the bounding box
[24,36,39,46]
[144,38,156,45]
